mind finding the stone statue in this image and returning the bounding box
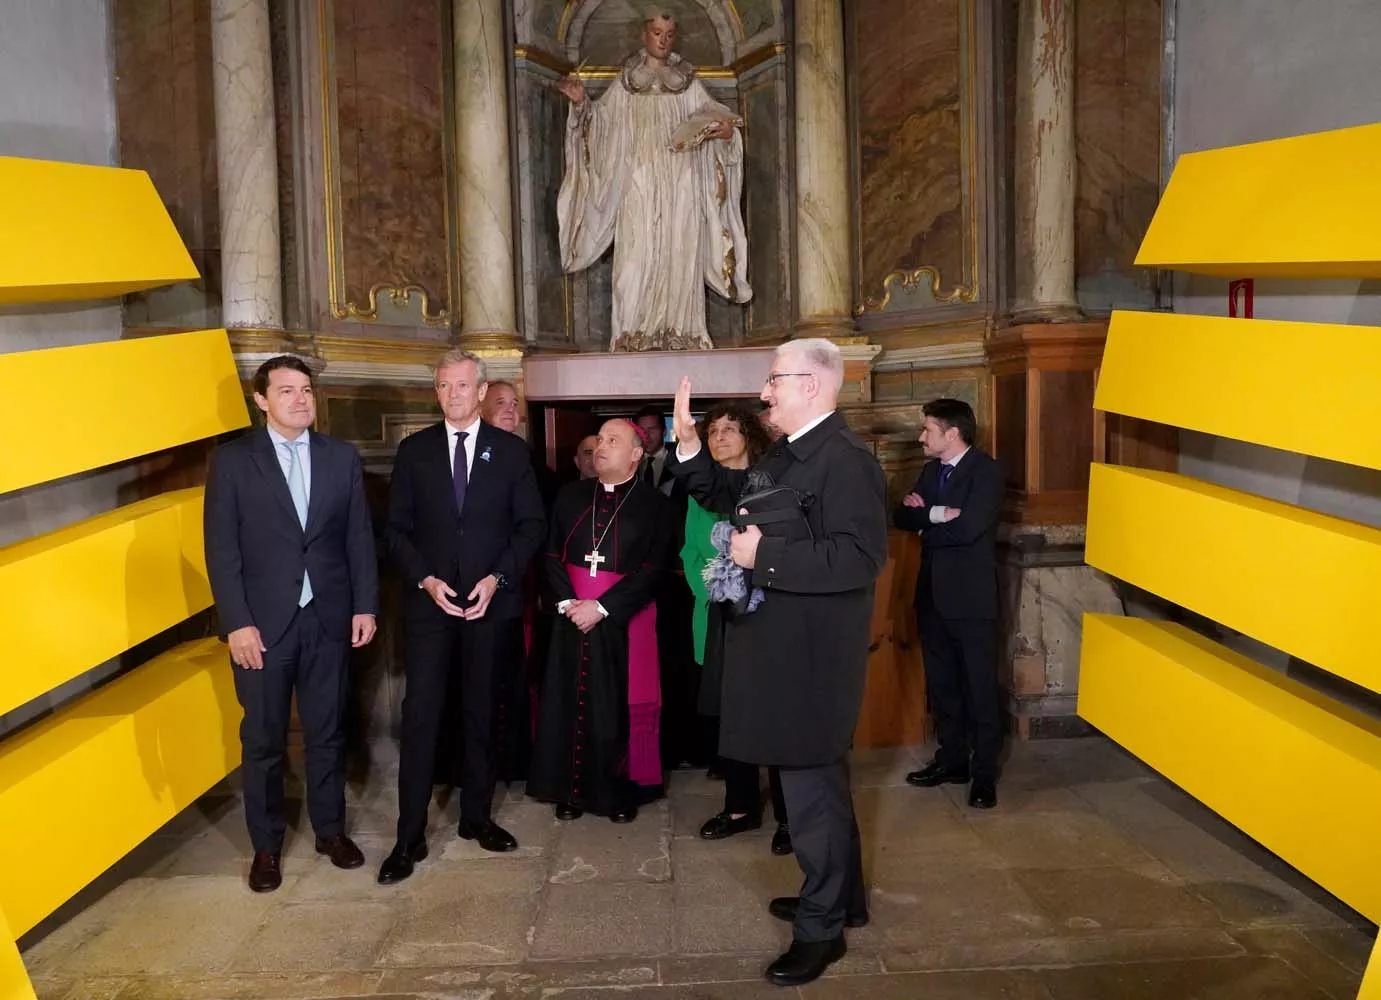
[556,9,752,352]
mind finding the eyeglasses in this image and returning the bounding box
[764,372,814,387]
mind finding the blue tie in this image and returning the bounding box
[283,440,313,607]
[938,462,954,493]
[453,430,469,512]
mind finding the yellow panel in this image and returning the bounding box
[0,637,239,936]
[0,329,248,495]
[0,157,197,304]
[1086,463,1381,695]
[1363,946,1381,1000]
[1095,310,1381,471]
[1077,614,1381,924]
[0,489,211,719]
[0,905,36,1000]
[1136,122,1381,278]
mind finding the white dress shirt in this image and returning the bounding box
[928,445,971,524]
[267,425,311,501]
[445,415,482,477]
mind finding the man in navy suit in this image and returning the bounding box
[378,349,546,884]
[204,355,380,893]
[893,398,1004,809]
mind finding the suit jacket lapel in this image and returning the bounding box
[464,422,495,515]
[251,429,305,531]
[433,422,461,519]
[942,451,978,499]
[304,432,329,537]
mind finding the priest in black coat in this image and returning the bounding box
[528,418,674,823]
[668,339,888,988]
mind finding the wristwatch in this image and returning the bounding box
[492,573,510,590]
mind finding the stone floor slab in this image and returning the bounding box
[226,899,400,972]
[670,840,797,954]
[879,927,1247,974]
[1013,864,1223,932]
[1038,954,1332,999]
[1231,927,1368,1000]
[801,969,1055,999]
[530,881,673,959]
[377,860,544,966]
[50,876,285,976]
[548,802,672,883]
[658,950,883,984]
[380,959,659,994]
[965,809,1156,870]
[861,859,1055,949]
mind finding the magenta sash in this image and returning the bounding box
[565,565,662,787]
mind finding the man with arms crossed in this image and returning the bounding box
[204,355,379,893]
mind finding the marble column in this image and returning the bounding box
[793,0,853,339]
[454,0,520,348]
[1013,0,1078,321]
[210,0,282,329]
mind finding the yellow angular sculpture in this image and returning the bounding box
[0,157,198,303]
[1135,122,1381,278]
[1082,122,1381,999]
[0,158,245,995]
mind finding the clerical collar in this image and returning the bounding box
[787,411,835,444]
[599,473,637,493]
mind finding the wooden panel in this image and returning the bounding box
[1078,614,1381,923]
[1096,310,1381,472]
[994,372,1027,491]
[854,531,929,748]
[1038,370,1095,491]
[0,489,210,719]
[1087,463,1381,696]
[0,637,240,936]
[0,330,247,496]
[1136,122,1381,278]
[1105,413,1178,472]
[0,157,197,304]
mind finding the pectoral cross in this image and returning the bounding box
[583,550,606,577]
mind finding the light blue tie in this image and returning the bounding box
[283,440,313,607]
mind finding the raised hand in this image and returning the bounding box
[672,376,698,447]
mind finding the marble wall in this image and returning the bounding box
[849,0,972,318]
[741,64,789,338]
[113,0,221,329]
[331,0,451,324]
[1074,0,1162,313]
[515,66,576,348]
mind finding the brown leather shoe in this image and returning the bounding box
[315,833,365,870]
[248,851,282,893]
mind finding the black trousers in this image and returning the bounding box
[778,759,867,942]
[397,613,502,845]
[917,608,1001,781]
[722,758,786,823]
[232,602,348,854]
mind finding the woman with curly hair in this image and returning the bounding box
[680,402,791,854]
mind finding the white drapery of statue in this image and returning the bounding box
[557,53,753,352]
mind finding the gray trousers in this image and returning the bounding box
[778,757,867,941]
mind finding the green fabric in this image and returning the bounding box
[680,497,718,665]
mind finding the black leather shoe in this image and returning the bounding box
[459,819,518,853]
[768,895,869,929]
[699,811,762,840]
[968,778,997,809]
[248,851,282,893]
[770,823,793,856]
[314,833,365,870]
[555,802,583,821]
[906,759,970,787]
[609,806,638,824]
[765,935,847,986]
[377,841,428,885]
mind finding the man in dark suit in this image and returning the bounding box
[669,340,888,987]
[378,349,546,884]
[204,355,379,893]
[893,398,1004,810]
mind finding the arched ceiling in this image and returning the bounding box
[522,0,782,61]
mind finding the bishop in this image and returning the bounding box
[528,419,674,822]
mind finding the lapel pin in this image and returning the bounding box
[480,446,492,463]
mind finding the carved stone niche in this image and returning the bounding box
[987,321,1109,526]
